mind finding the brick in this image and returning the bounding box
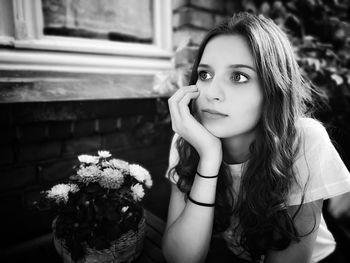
[17,123,48,142]
[15,126,21,140]
[98,118,118,133]
[10,102,75,124]
[38,158,78,182]
[119,116,142,131]
[225,0,242,14]
[190,0,225,12]
[0,144,15,165]
[7,92,158,123]
[72,120,96,137]
[173,8,215,29]
[22,189,44,211]
[173,0,189,10]
[174,46,198,66]
[215,14,227,26]
[0,194,22,213]
[0,125,16,145]
[174,65,193,87]
[48,121,72,139]
[62,135,101,156]
[110,144,170,175]
[133,119,171,146]
[173,27,207,48]
[0,191,53,246]
[173,11,182,29]
[101,132,139,150]
[18,141,61,162]
[0,194,23,246]
[0,165,37,191]
[0,103,13,124]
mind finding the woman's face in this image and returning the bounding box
[194,34,263,140]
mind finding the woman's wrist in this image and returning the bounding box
[196,171,218,178]
[197,156,221,177]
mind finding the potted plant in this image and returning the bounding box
[35,151,152,263]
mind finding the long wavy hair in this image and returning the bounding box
[168,12,318,261]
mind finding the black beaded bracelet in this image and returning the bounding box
[187,193,215,207]
[196,171,218,179]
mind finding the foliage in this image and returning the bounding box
[34,151,152,261]
[241,0,350,163]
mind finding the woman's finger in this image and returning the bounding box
[178,91,199,119]
[170,85,197,104]
[168,86,197,123]
[168,95,181,125]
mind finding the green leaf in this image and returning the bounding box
[331,74,344,85]
[86,183,100,193]
[107,224,121,240]
[66,237,85,261]
[76,227,91,240]
[106,207,119,221]
[88,236,109,250]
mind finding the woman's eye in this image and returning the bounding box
[198,71,212,81]
[232,72,249,83]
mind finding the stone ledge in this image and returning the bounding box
[0,71,171,103]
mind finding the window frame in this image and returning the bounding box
[0,0,173,74]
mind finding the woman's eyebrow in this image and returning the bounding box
[228,64,256,72]
[198,63,256,72]
[197,63,211,69]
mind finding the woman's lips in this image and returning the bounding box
[201,109,228,119]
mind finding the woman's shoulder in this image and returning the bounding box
[289,117,350,205]
[295,117,330,148]
[295,117,327,135]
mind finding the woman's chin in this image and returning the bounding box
[202,124,227,138]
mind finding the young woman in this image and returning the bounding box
[162,12,350,263]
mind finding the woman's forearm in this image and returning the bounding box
[162,158,220,263]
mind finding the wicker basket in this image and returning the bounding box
[52,213,146,263]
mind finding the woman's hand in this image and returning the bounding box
[168,85,222,163]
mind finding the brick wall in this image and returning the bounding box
[0,99,172,247]
[172,0,240,86]
[173,0,240,47]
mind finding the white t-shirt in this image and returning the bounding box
[165,117,350,262]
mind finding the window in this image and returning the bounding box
[0,0,173,74]
[42,0,154,44]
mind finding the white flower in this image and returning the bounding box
[109,159,129,172]
[98,150,111,158]
[145,177,153,188]
[78,154,99,164]
[46,184,79,203]
[76,165,101,183]
[331,73,343,86]
[121,206,129,213]
[131,183,145,201]
[101,161,110,167]
[129,164,151,184]
[99,168,124,189]
[143,171,153,188]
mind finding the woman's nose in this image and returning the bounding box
[203,77,225,101]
